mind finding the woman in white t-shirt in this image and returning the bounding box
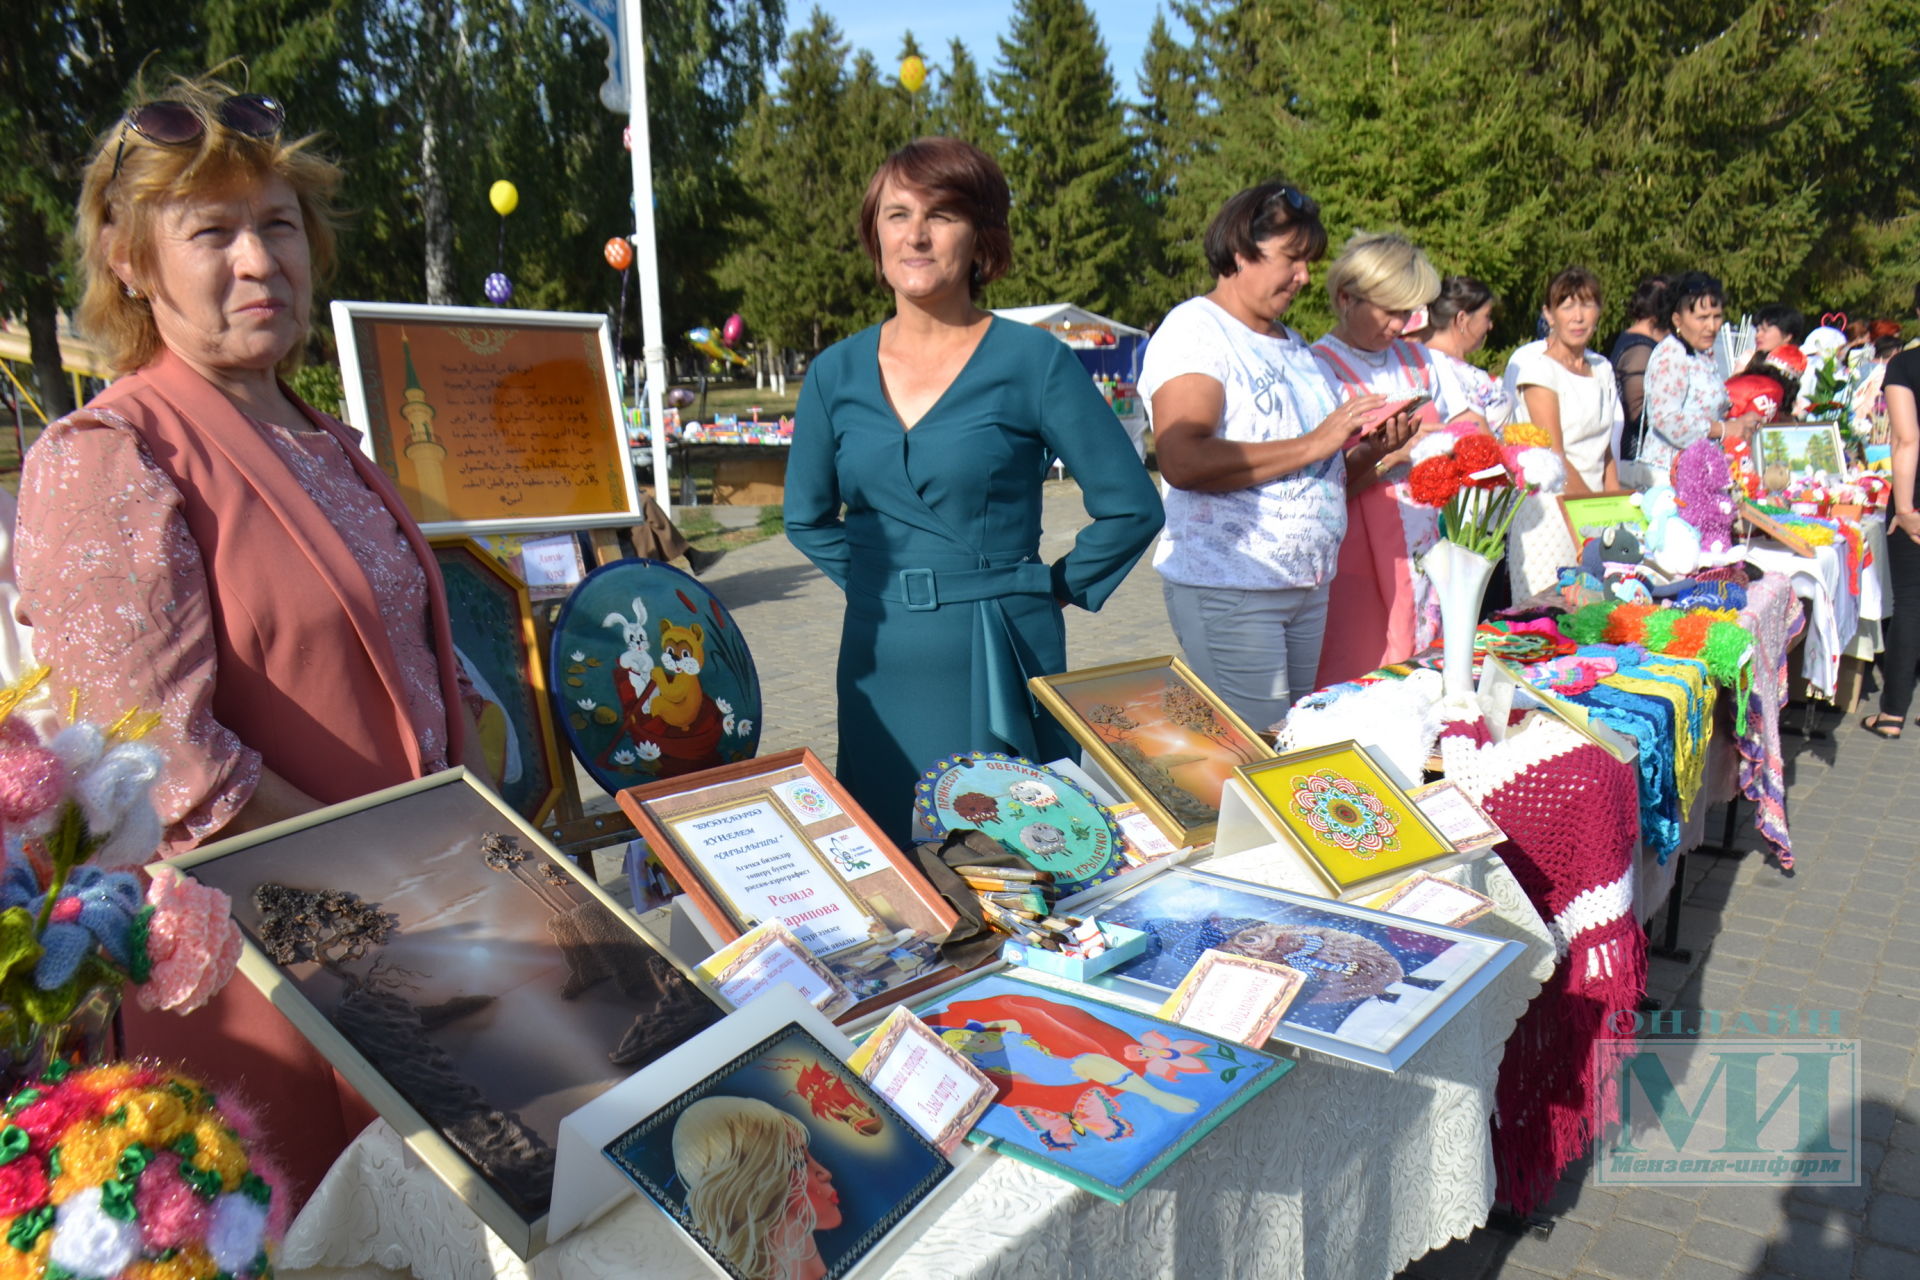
[1501,265,1625,597]
[1140,183,1417,730]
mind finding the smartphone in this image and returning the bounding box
[1358,394,1432,434]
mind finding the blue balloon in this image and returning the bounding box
[484,272,513,305]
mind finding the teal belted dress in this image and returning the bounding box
[786,318,1164,843]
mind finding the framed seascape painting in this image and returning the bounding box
[1235,741,1459,899]
[432,536,566,823]
[551,557,762,796]
[910,970,1291,1202]
[1079,866,1525,1072]
[331,300,642,535]
[166,770,726,1257]
[1756,423,1845,489]
[617,749,959,1011]
[1029,656,1275,847]
[602,1017,952,1280]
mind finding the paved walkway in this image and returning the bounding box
[682,480,1916,1280]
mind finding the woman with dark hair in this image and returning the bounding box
[785,137,1161,839]
[1140,182,1412,728]
[1751,303,1807,356]
[1864,303,1920,738]
[1635,270,1757,473]
[1609,274,1671,431]
[1422,276,1512,432]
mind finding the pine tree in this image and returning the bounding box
[930,40,998,154]
[991,0,1144,318]
[1130,9,1213,322]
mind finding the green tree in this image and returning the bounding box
[1130,8,1213,322]
[929,40,997,152]
[991,0,1144,318]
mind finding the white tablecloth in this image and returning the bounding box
[283,857,1554,1280]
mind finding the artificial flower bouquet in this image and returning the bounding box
[0,674,242,1061]
[1406,425,1568,560]
[0,1063,284,1280]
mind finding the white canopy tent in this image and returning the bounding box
[993,304,1150,458]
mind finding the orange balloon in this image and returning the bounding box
[604,236,634,270]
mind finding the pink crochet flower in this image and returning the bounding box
[134,867,243,1013]
[0,1157,48,1217]
[136,1152,208,1251]
[12,1084,105,1146]
[0,743,66,825]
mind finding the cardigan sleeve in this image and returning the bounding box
[14,411,260,851]
[784,358,853,589]
[1037,339,1165,609]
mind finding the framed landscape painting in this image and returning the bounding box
[166,770,726,1257]
[1756,423,1845,488]
[1080,866,1525,1071]
[1029,656,1275,847]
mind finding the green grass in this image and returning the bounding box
[686,381,799,418]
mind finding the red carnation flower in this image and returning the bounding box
[1452,434,1507,488]
[1408,456,1462,507]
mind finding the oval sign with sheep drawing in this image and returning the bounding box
[549,558,763,794]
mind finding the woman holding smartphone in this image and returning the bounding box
[1311,232,1485,686]
[1141,184,1414,730]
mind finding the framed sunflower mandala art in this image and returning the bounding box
[1236,742,1458,898]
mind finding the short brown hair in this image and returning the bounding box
[75,71,342,376]
[857,137,1011,298]
[1203,182,1328,278]
[1545,266,1602,312]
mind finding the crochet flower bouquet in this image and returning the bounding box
[1407,428,1568,698]
[0,1062,283,1280]
[0,673,242,1064]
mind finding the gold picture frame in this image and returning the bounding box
[164,769,725,1259]
[1029,655,1275,847]
[1236,741,1458,898]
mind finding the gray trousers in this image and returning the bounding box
[1161,579,1332,734]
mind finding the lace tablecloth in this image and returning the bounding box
[283,857,1553,1280]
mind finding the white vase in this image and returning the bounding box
[1424,539,1498,700]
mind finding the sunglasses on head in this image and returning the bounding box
[109,94,285,182]
[1266,185,1317,217]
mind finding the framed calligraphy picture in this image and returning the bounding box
[616,749,962,1018]
[331,300,642,536]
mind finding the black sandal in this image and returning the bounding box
[1861,713,1903,740]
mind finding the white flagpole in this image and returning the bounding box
[622,0,672,508]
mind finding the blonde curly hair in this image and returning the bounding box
[672,1096,818,1280]
[74,70,342,376]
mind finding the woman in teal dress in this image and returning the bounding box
[787,137,1163,842]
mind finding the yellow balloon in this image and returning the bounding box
[900,55,927,94]
[489,180,519,217]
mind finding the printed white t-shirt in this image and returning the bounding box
[1138,296,1346,591]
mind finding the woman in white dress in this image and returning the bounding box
[1501,266,1624,598]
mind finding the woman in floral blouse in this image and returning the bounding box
[1633,270,1761,476]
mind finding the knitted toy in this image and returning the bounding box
[0,1063,287,1279]
[1439,714,1644,1216]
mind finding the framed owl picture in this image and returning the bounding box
[1075,866,1525,1071]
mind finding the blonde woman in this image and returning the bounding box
[673,1096,843,1280]
[1312,232,1487,685]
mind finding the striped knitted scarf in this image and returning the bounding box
[1441,714,1646,1216]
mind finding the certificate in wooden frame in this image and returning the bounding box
[1029,655,1275,847]
[164,769,726,1258]
[1236,740,1459,898]
[431,536,566,823]
[616,749,961,1014]
[331,300,642,535]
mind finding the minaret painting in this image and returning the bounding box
[398,328,453,522]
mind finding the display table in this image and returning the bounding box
[1745,539,1858,699]
[282,856,1554,1280]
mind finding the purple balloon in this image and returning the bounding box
[484,272,513,305]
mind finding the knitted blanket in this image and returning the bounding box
[1440,714,1645,1216]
